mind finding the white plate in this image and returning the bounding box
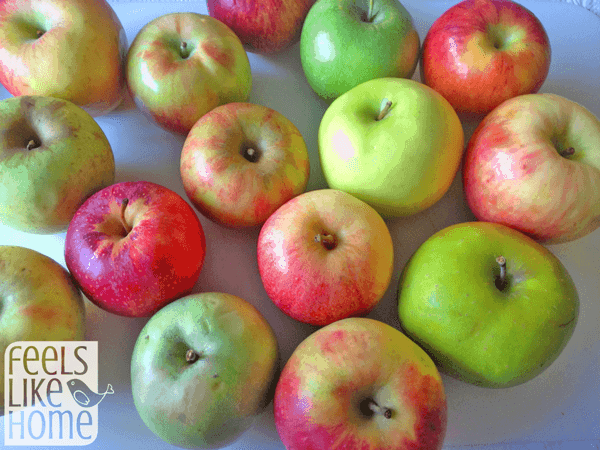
[1,1,599,449]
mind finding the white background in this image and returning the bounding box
[1,1,599,449]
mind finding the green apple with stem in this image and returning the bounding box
[300,0,420,101]
[318,77,464,217]
[0,245,86,415]
[0,95,115,234]
[131,292,279,449]
[397,221,579,388]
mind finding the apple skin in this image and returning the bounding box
[207,0,315,54]
[64,181,206,318]
[300,0,420,101]
[421,0,551,115]
[0,95,115,234]
[397,221,579,388]
[180,102,310,228]
[0,245,86,416]
[0,0,127,116]
[463,93,600,244]
[131,292,279,449]
[274,317,447,450]
[257,189,394,326]
[318,77,464,217]
[126,13,252,135]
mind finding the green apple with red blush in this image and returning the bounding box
[0,245,86,416]
[131,292,279,449]
[126,12,252,135]
[274,317,447,450]
[180,102,310,228]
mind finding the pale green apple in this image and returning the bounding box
[0,95,115,234]
[0,245,86,415]
[131,292,279,449]
[318,77,464,217]
[398,221,579,388]
[300,0,420,101]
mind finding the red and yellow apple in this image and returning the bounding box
[274,317,448,450]
[421,0,551,115]
[463,93,600,244]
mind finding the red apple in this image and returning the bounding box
[421,0,551,115]
[180,102,310,228]
[257,189,394,326]
[0,0,127,116]
[463,93,600,244]
[126,12,252,135]
[274,317,448,450]
[64,181,206,317]
[207,0,315,54]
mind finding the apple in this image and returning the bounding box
[0,245,86,416]
[207,0,315,54]
[274,317,448,450]
[180,102,310,228]
[131,292,279,449]
[463,93,600,244]
[318,77,464,217]
[0,0,127,116]
[64,181,206,318]
[421,0,551,115]
[0,95,115,234]
[397,221,579,388]
[299,0,420,101]
[257,189,394,326]
[126,12,252,135]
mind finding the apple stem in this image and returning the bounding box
[368,0,375,21]
[242,146,260,163]
[376,99,392,121]
[120,199,132,235]
[315,233,337,250]
[495,256,507,291]
[36,29,44,38]
[560,147,575,158]
[26,139,40,151]
[186,349,201,363]
[364,398,393,419]
[180,41,190,59]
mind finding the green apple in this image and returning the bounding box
[0,245,86,415]
[300,0,420,101]
[131,292,279,449]
[318,77,464,217]
[0,95,115,234]
[397,221,579,388]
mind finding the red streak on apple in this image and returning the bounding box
[201,41,234,71]
[138,42,181,78]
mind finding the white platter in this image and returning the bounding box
[1,1,599,449]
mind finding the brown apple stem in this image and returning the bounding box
[376,99,392,121]
[120,198,132,235]
[243,146,260,163]
[560,147,575,158]
[315,233,337,250]
[368,0,375,21]
[26,139,40,151]
[186,349,201,364]
[180,41,190,59]
[495,256,507,291]
[36,29,44,38]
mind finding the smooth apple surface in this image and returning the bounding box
[180,102,310,228]
[318,77,464,217]
[207,0,315,54]
[0,0,127,116]
[257,189,394,326]
[131,292,279,449]
[0,95,115,234]
[421,0,551,115]
[398,222,579,388]
[463,93,600,244]
[274,317,447,450]
[0,245,86,415]
[64,181,206,317]
[300,0,420,101]
[126,12,252,135]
